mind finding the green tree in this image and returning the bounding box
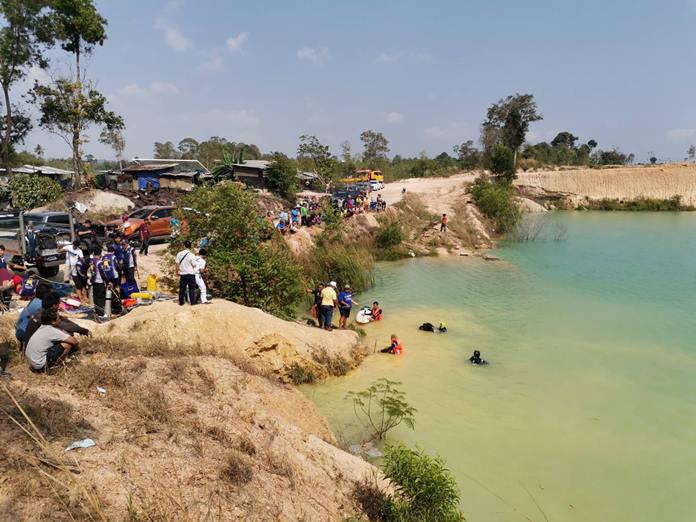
[179,182,304,318]
[649,156,657,165]
[297,134,336,192]
[9,172,63,209]
[38,0,117,187]
[153,140,179,159]
[489,143,516,183]
[471,180,520,234]
[687,145,695,163]
[99,127,125,169]
[360,129,389,167]
[0,0,52,175]
[453,140,481,169]
[482,93,542,165]
[265,152,297,200]
[339,140,352,162]
[178,137,199,159]
[551,131,578,148]
[33,78,123,186]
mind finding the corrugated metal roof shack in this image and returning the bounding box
[232,160,270,188]
[122,159,211,191]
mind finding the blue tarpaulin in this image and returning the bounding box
[137,174,160,190]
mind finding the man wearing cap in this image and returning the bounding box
[319,281,338,331]
[338,284,358,329]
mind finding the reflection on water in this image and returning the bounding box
[304,212,696,522]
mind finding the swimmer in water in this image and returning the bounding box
[469,350,487,365]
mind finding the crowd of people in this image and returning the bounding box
[339,191,387,217]
[270,198,323,235]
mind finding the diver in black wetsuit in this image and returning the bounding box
[469,350,487,365]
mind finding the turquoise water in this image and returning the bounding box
[304,212,696,522]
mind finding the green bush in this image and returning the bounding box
[178,182,304,319]
[376,220,404,249]
[381,444,464,522]
[9,173,64,210]
[588,196,690,211]
[471,181,520,233]
[346,379,416,440]
[304,241,375,293]
[489,143,516,183]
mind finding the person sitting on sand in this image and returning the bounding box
[381,334,403,355]
[23,291,91,345]
[469,350,487,365]
[370,301,383,321]
[25,309,80,372]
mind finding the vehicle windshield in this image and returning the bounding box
[22,214,46,225]
[128,209,150,219]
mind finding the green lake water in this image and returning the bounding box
[303,212,696,522]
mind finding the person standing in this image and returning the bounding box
[307,283,324,321]
[123,241,137,284]
[25,224,37,260]
[176,240,197,306]
[440,213,449,233]
[101,244,122,315]
[319,281,338,331]
[195,248,209,304]
[139,220,151,256]
[61,240,84,284]
[338,284,357,329]
[90,249,107,316]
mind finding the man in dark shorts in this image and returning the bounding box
[25,309,79,372]
[338,284,357,329]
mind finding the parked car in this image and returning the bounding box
[105,206,176,239]
[369,180,384,191]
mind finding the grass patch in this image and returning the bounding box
[220,451,254,485]
[587,195,693,211]
[16,393,92,440]
[288,363,317,385]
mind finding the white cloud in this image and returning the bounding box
[117,82,180,97]
[226,32,249,53]
[117,83,148,96]
[155,18,192,51]
[424,121,471,141]
[376,52,400,63]
[150,82,180,95]
[666,128,696,142]
[297,46,330,64]
[202,109,260,128]
[385,111,404,124]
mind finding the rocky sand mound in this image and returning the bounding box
[0,303,377,521]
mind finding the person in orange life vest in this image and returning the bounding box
[440,213,449,232]
[380,334,403,355]
[370,301,383,321]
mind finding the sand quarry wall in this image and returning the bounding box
[515,164,696,206]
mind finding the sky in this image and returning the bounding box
[18,0,696,163]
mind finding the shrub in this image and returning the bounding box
[288,362,316,384]
[470,180,520,233]
[304,241,375,293]
[265,152,298,200]
[9,173,64,210]
[221,452,254,485]
[178,182,305,319]
[346,378,416,441]
[381,444,464,522]
[489,143,516,183]
[375,220,404,249]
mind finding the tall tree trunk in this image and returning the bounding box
[72,45,82,188]
[2,83,12,177]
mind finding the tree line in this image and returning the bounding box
[0,0,124,187]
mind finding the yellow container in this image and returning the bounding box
[146,274,158,292]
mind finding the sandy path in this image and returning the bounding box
[380,173,476,214]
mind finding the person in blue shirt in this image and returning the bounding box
[0,244,7,270]
[112,236,127,278]
[338,284,358,329]
[15,283,52,343]
[276,221,287,235]
[25,225,37,260]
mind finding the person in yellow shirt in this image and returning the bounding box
[319,281,338,331]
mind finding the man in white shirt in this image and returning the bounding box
[175,241,197,305]
[195,248,209,304]
[25,309,79,372]
[61,240,84,284]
